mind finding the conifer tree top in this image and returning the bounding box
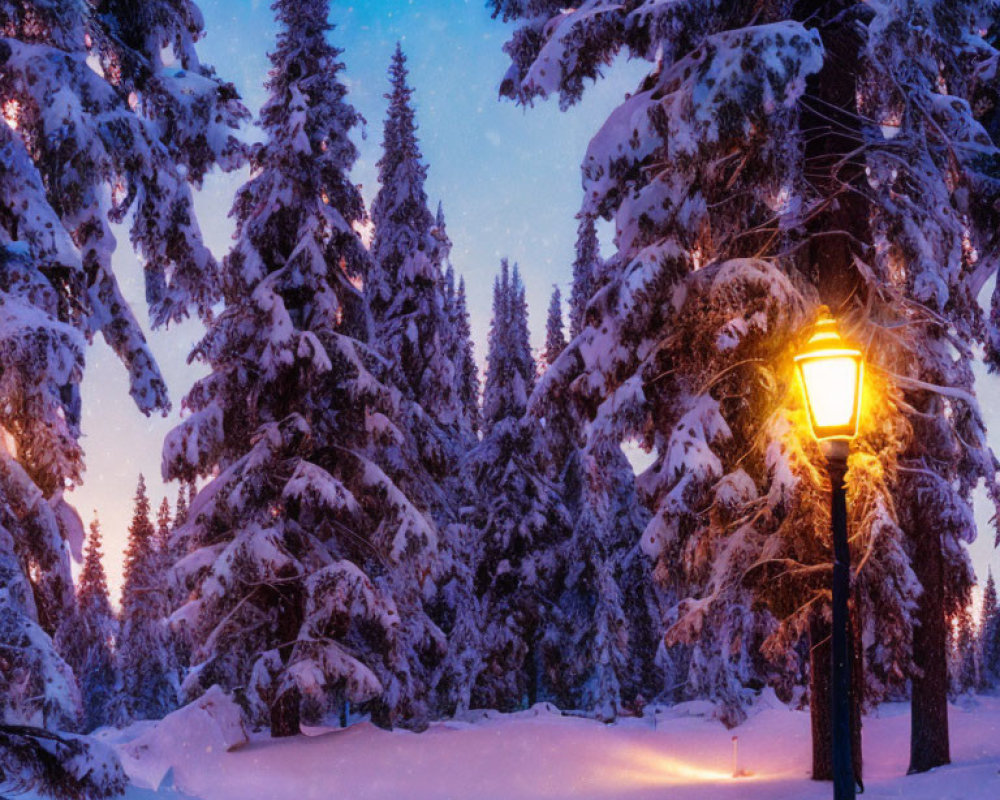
[130,475,152,526]
[121,473,156,611]
[378,43,424,184]
[369,41,438,302]
[985,570,998,610]
[544,286,567,367]
[569,216,600,340]
[220,0,367,303]
[78,517,113,618]
[483,259,535,429]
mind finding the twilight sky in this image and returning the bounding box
[69,0,1000,605]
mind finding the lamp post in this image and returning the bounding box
[794,307,863,800]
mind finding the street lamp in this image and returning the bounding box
[795,307,863,800]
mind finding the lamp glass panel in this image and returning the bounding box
[800,356,858,430]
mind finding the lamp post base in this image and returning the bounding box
[823,439,855,800]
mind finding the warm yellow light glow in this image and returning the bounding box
[799,356,859,430]
[609,752,741,784]
[795,309,863,441]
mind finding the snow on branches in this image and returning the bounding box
[162,0,442,734]
[497,0,1000,726]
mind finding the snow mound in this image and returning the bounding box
[118,686,247,791]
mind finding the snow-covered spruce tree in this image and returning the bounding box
[429,516,485,716]
[154,493,194,672]
[428,236,484,715]
[454,278,482,432]
[155,496,171,554]
[532,234,661,719]
[540,437,660,720]
[981,570,1000,688]
[535,282,576,484]
[491,0,1000,774]
[162,0,442,736]
[949,602,978,696]
[462,260,569,710]
[55,517,118,732]
[542,286,567,368]
[550,490,626,720]
[116,475,176,724]
[439,213,481,436]
[568,215,600,340]
[369,45,471,471]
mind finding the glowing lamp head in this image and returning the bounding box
[794,308,863,441]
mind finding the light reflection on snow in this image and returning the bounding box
[580,744,752,792]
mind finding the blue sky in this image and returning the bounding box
[69,0,1000,606]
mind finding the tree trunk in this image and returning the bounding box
[370,697,393,730]
[810,613,833,781]
[526,637,539,708]
[909,512,950,773]
[270,685,301,738]
[270,584,303,738]
[794,0,870,313]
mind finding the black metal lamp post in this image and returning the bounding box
[794,307,864,800]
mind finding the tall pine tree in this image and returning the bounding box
[981,570,1000,688]
[155,496,172,555]
[439,212,481,436]
[568,216,600,340]
[116,476,176,723]
[533,237,660,720]
[55,517,117,732]
[949,603,978,696]
[162,0,442,736]
[462,261,568,710]
[369,45,470,472]
[542,286,567,368]
[453,277,481,434]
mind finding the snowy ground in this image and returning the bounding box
[79,693,1000,800]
